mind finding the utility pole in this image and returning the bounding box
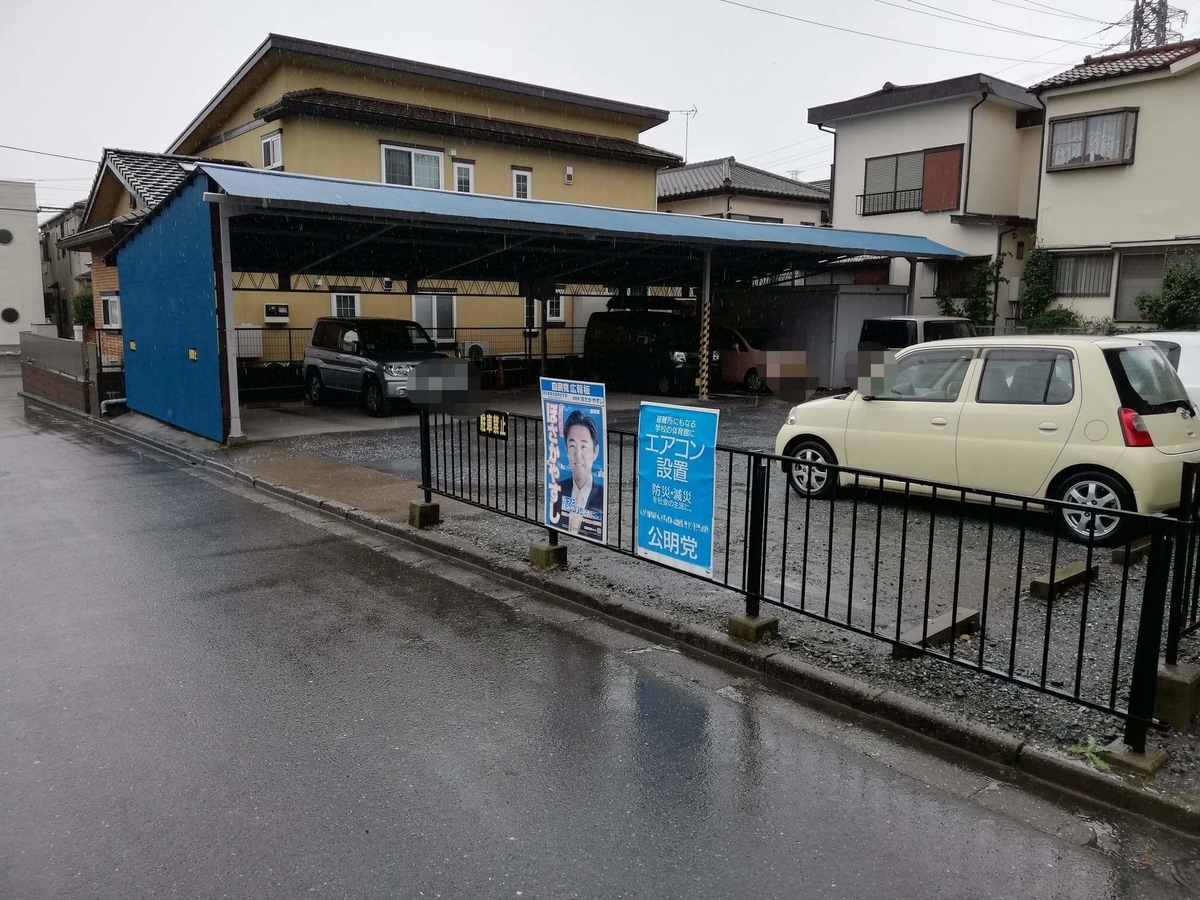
[1125,0,1186,50]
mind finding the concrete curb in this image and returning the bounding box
[31,391,1200,837]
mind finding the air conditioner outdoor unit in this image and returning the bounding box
[458,340,490,362]
[237,326,263,358]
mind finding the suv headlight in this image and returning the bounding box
[711,350,720,362]
[382,363,414,378]
[671,351,687,364]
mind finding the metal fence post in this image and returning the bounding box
[744,456,768,618]
[1124,528,1172,753]
[419,408,433,504]
[1166,462,1196,665]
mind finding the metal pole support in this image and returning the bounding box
[1166,462,1196,665]
[1124,529,1173,752]
[744,456,768,618]
[419,408,433,504]
[698,248,712,402]
[539,296,548,379]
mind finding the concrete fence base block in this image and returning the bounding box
[893,608,979,659]
[529,541,567,570]
[408,501,440,528]
[1155,662,1200,732]
[1099,739,1169,777]
[727,613,779,643]
[1111,536,1152,565]
[1030,561,1098,600]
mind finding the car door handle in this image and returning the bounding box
[930,417,948,427]
[1038,422,1059,432]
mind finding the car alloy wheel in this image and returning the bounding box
[786,442,836,500]
[1061,479,1122,541]
[307,372,323,405]
[744,368,764,393]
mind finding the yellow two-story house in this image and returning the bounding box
[171,34,680,345]
[66,34,679,361]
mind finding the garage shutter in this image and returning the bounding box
[922,146,962,212]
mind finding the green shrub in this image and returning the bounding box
[1019,242,1055,321]
[1025,306,1081,334]
[1135,251,1200,329]
[71,286,94,328]
[935,254,1007,326]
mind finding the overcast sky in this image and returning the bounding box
[3,0,1195,216]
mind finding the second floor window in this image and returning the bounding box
[454,162,474,193]
[382,145,443,189]
[512,168,531,200]
[262,132,282,170]
[860,145,961,216]
[100,292,121,328]
[1048,110,1137,171]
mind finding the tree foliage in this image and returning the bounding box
[71,286,94,328]
[1135,251,1200,329]
[935,254,1007,326]
[1019,242,1055,321]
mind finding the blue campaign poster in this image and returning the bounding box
[540,377,608,545]
[635,403,720,577]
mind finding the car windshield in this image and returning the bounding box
[357,321,437,358]
[860,320,916,349]
[924,320,975,341]
[1104,345,1192,415]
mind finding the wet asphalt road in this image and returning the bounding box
[0,370,1192,899]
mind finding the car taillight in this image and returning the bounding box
[1119,407,1153,447]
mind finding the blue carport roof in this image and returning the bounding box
[198,163,963,260]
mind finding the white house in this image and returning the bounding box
[808,75,1043,317]
[0,181,45,349]
[657,157,830,226]
[1031,39,1200,323]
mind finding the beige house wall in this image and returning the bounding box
[659,193,827,225]
[966,100,1030,218]
[1036,66,1200,249]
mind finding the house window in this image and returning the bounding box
[1048,110,1137,171]
[412,293,455,343]
[1111,251,1195,322]
[860,146,962,215]
[382,145,443,189]
[937,257,988,298]
[262,132,282,170]
[454,162,474,193]
[100,291,121,328]
[1052,253,1113,297]
[512,168,532,200]
[524,296,536,330]
[330,293,360,317]
[547,294,563,322]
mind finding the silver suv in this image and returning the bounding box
[303,317,443,416]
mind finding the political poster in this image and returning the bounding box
[635,403,720,577]
[540,377,607,545]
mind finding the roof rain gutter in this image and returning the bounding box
[962,91,989,216]
[818,123,836,224]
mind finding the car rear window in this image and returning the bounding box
[860,320,917,349]
[924,321,975,341]
[1104,346,1193,415]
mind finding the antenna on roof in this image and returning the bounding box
[670,106,698,163]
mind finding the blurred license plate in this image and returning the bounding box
[694,378,701,386]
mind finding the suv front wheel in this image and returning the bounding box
[363,378,389,417]
[1054,471,1133,546]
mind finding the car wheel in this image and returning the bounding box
[1054,471,1132,545]
[307,370,326,406]
[656,373,674,395]
[363,378,388,417]
[785,439,837,500]
[744,368,765,393]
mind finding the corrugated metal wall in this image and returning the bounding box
[115,178,224,442]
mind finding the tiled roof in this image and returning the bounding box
[657,157,829,203]
[1032,39,1200,90]
[80,149,248,233]
[254,89,681,168]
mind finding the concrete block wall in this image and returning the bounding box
[21,360,91,414]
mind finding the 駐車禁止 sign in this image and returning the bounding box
[540,377,607,544]
[635,403,719,577]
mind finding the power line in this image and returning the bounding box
[887,0,1112,46]
[718,0,1078,63]
[757,143,838,169]
[990,20,1123,76]
[0,143,97,164]
[981,0,1112,23]
[741,134,828,162]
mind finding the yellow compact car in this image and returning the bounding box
[774,335,1200,544]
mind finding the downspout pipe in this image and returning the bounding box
[817,123,836,225]
[963,91,989,216]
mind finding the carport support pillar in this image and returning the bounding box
[698,248,712,401]
[905,257,918,316]
[218,204,244,443]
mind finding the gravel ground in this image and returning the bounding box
[225,390,1200,803]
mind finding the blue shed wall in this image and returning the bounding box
[115,178,224,442]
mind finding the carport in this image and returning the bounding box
[109,164,963,442]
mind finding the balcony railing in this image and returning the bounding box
[857,188,923,216]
